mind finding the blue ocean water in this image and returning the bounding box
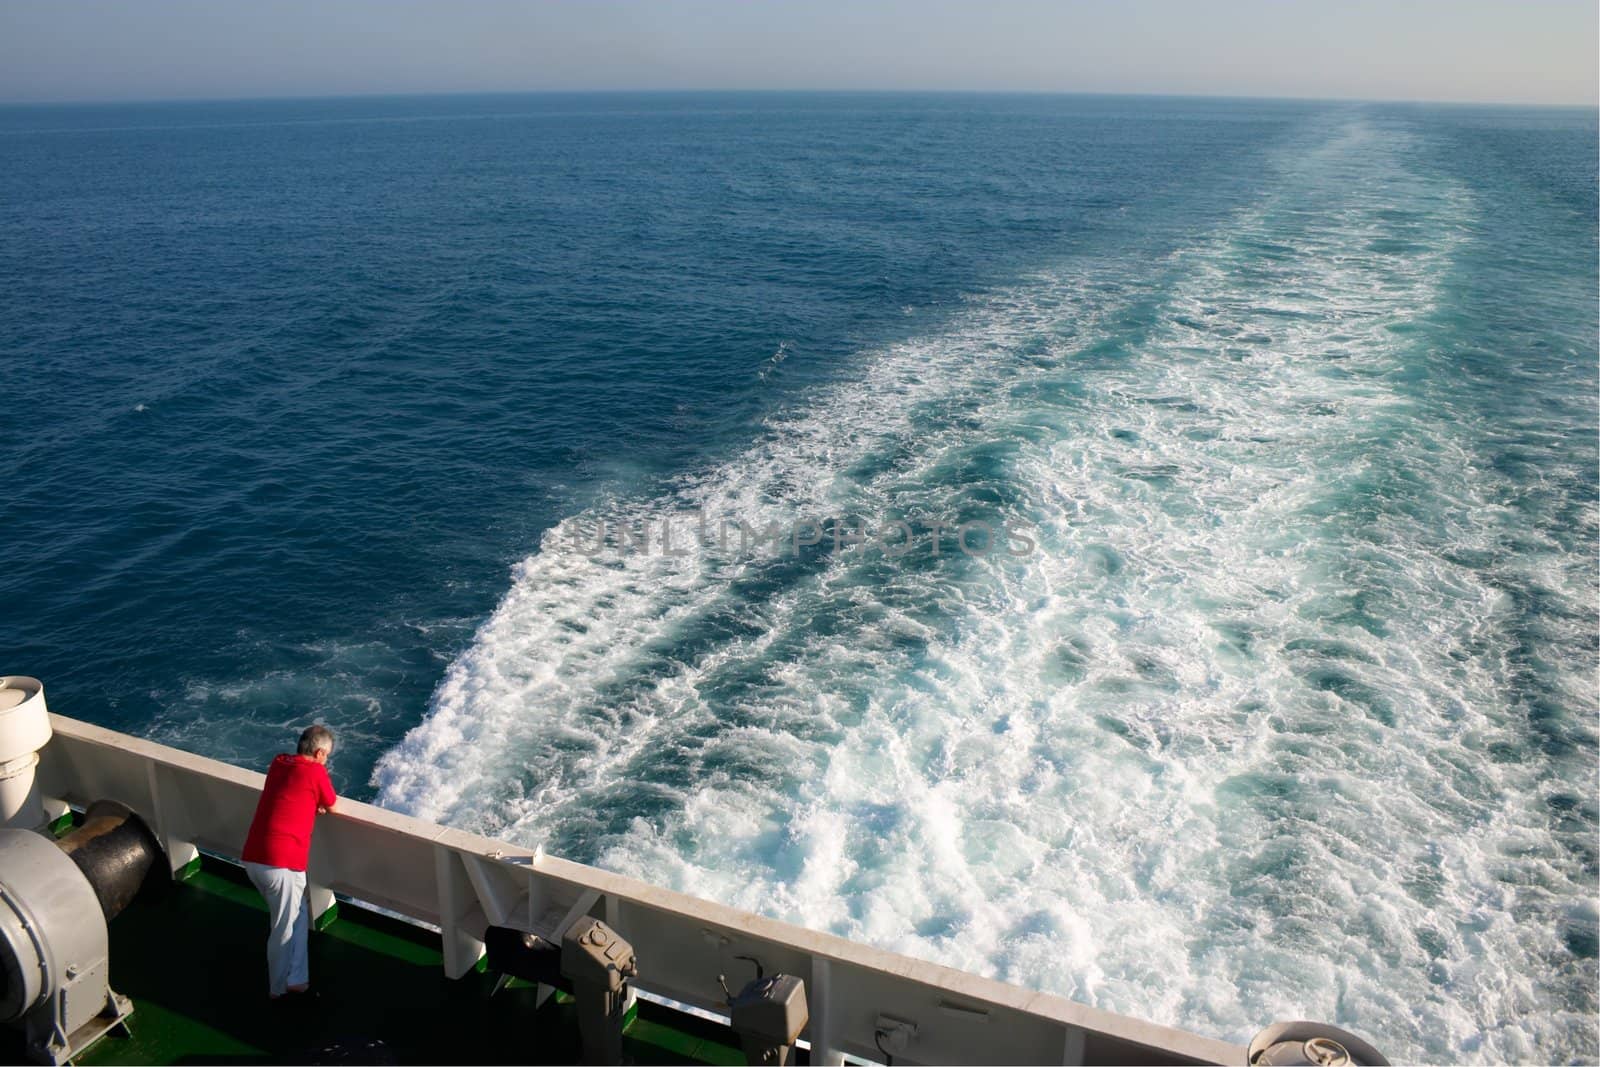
[1,93,1594,1062]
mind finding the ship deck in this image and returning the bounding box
[5,854,748,1066]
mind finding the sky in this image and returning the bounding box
[0,0,1594,107]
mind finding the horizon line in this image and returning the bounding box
[2,86,1595,111]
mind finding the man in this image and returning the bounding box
[241,724,337,998]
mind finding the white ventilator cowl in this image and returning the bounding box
[0,677,52,830]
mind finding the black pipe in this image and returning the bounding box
[485,926,571,993]
[54,799,162,922]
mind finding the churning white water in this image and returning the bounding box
[375,114,1599,1063]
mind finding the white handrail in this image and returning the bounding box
[36,713,1243,1066]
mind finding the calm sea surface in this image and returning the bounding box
[2,93,1595,1062]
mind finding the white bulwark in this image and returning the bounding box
[36,713,1246,1066]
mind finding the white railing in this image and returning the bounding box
[35,713,1243,1066]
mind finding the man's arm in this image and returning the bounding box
[318,767,337,814]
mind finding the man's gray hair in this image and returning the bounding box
[297,724,335,757]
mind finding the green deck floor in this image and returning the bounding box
[4,856,748,1065]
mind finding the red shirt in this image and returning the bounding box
[242,754,336,872]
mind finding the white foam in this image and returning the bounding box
[374,114,1598,1063]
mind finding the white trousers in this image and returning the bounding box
[245,862,309,996]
